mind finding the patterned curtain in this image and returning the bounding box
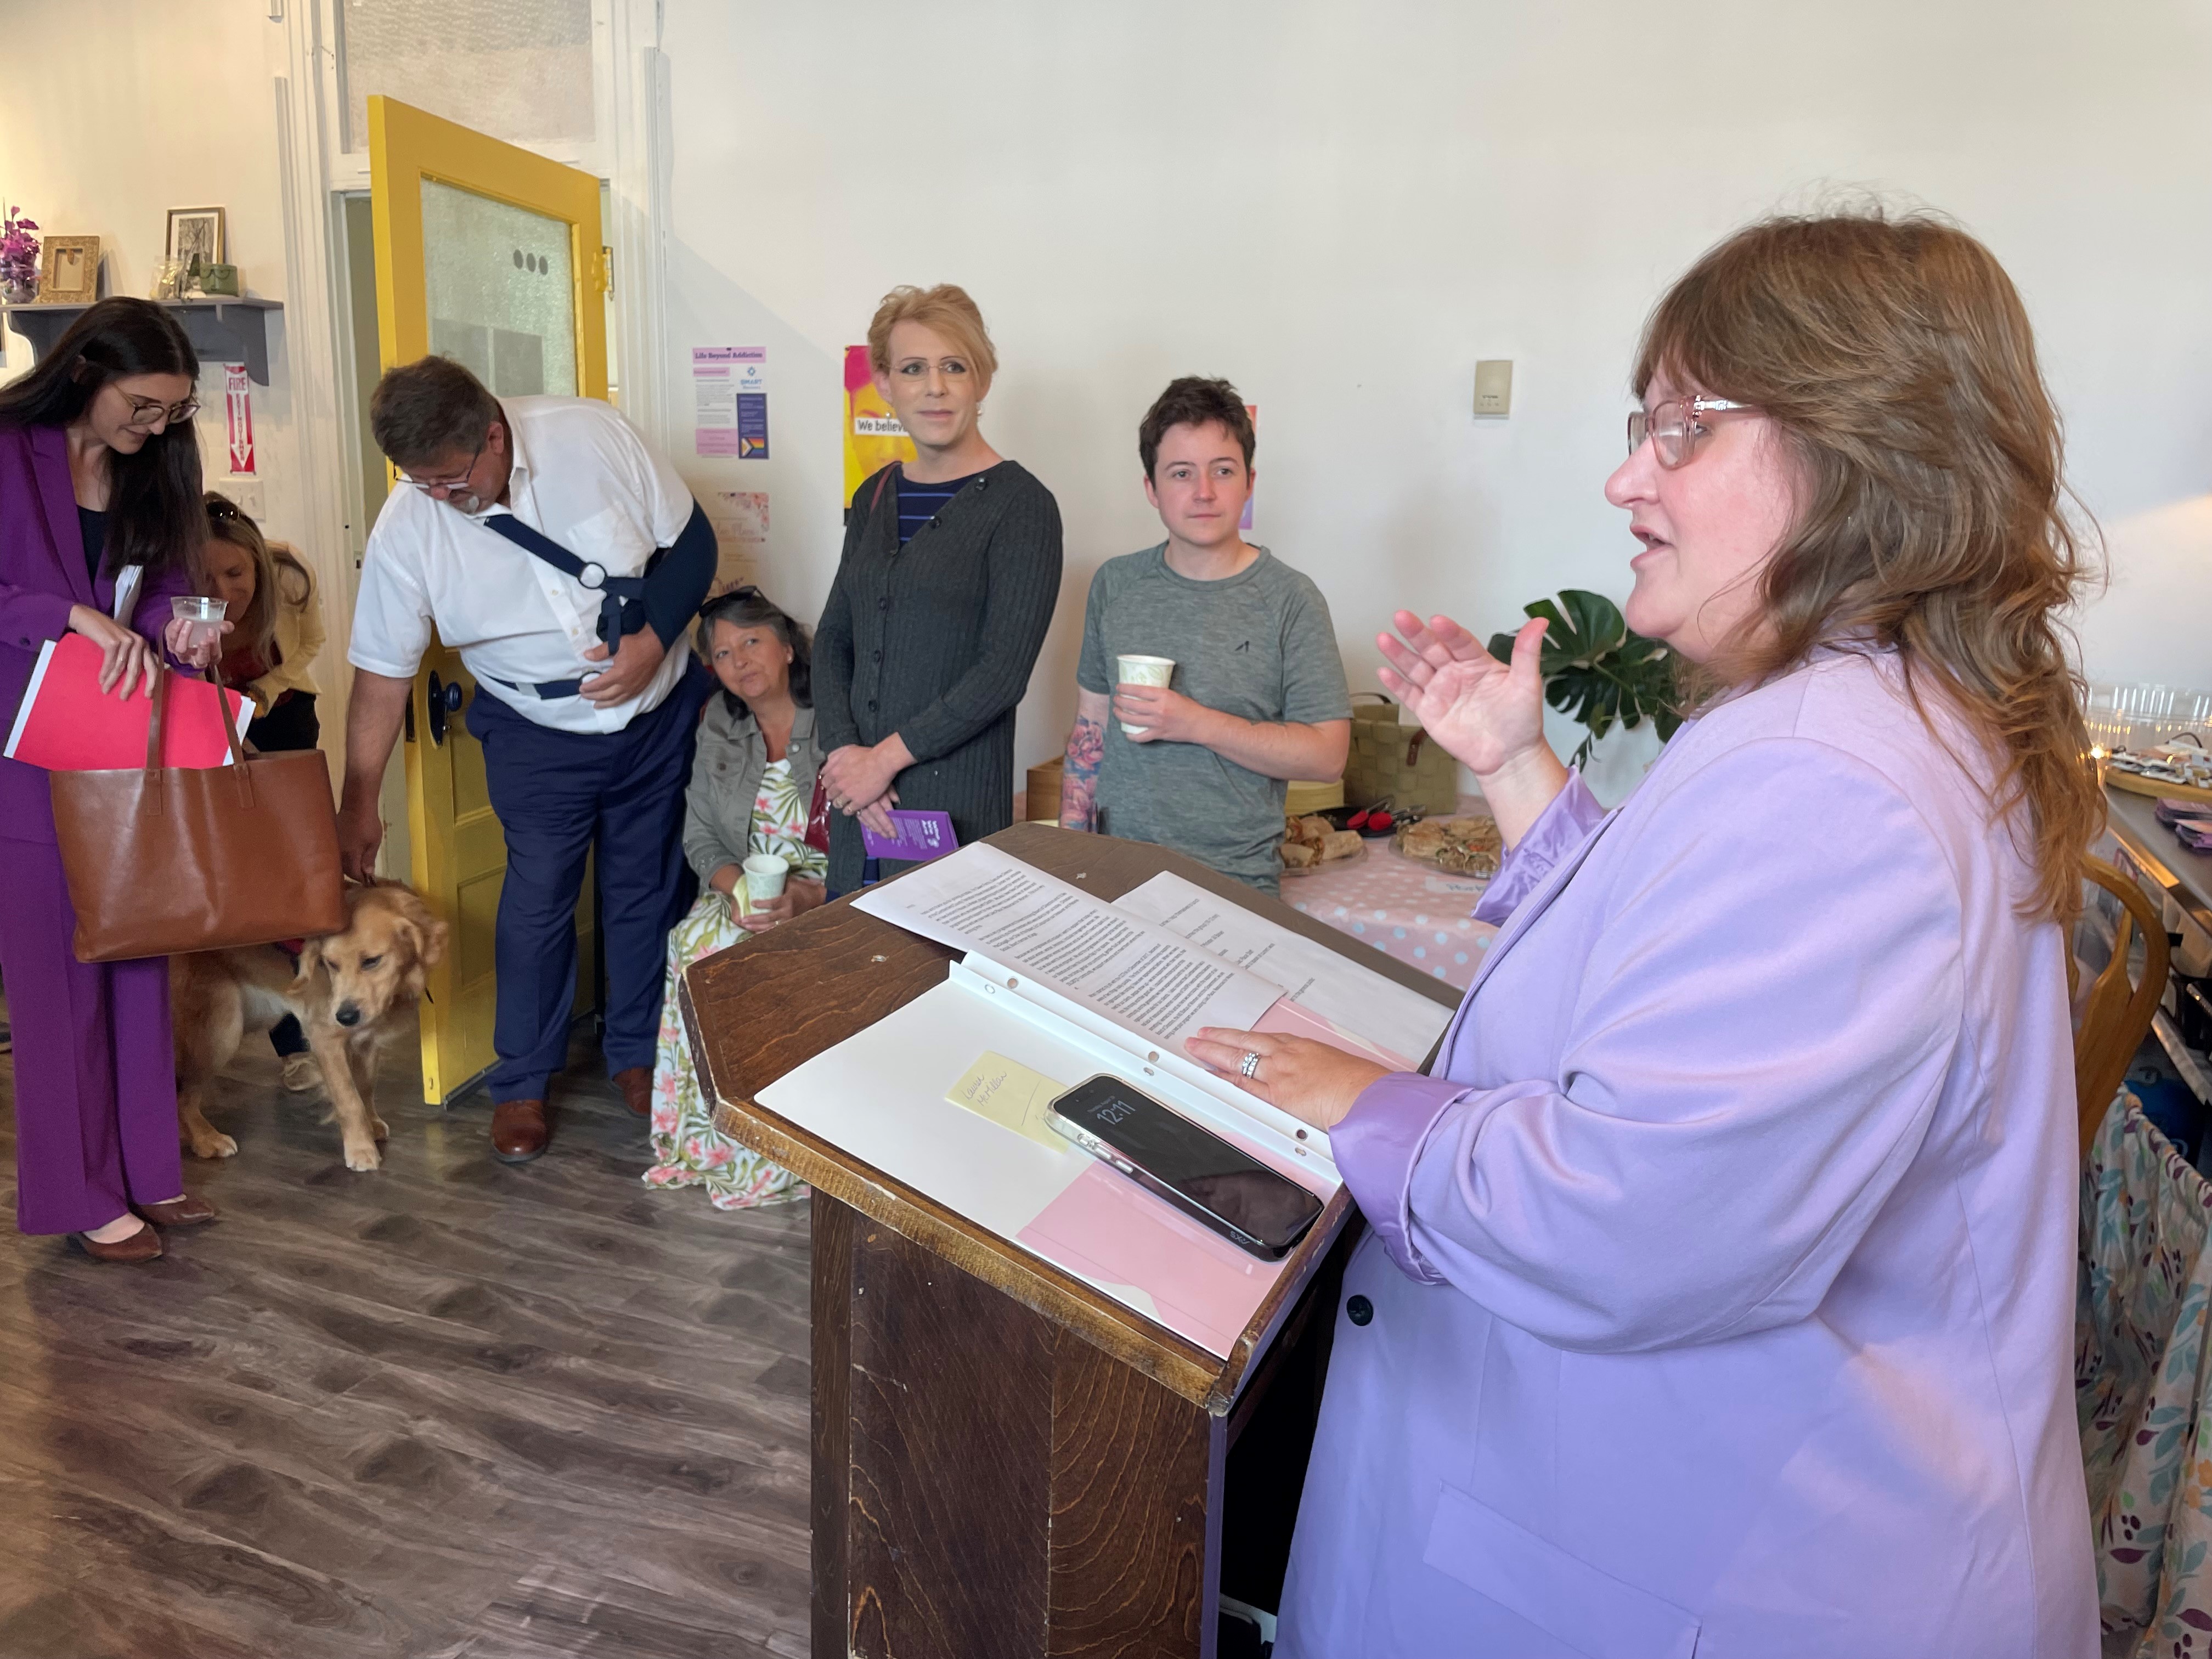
[2079,1090,2212,1652]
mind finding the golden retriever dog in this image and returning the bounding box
[171,884,449,1171]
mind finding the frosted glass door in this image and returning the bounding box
[421,180,577,398]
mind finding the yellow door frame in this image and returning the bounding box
[366,95,610,1103]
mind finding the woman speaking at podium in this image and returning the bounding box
[1190,213,2100,1657]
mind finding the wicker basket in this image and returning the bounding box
[1343,696,1458,815]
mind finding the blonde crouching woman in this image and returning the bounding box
[642,588,826,1209]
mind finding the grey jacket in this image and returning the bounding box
[682,696,823,883]
[813,460,1062,893]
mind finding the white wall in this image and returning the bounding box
[654,0,2212,799]
[1,2,304,529]
[5,2,2205,808]
[0,0,345,769]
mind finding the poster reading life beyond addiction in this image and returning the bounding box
[844,345,915,500]
[694,346,769,458]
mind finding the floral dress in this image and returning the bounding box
[643,757,826,1207]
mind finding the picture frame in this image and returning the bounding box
[165,207,226,269]
[37,236,100,305]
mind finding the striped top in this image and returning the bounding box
[895,468,987,546]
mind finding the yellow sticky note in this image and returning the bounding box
[945,1052,1071,1154]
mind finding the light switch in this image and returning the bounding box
[1474,359,1513,419]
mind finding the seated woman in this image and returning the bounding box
[1190,212,2101,1655]
[644,588,827,1209]
[201,491,328,1088]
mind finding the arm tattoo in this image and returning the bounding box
[1060,715,1105,831]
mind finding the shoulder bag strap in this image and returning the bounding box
[479,513,645,643]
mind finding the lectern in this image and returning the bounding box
[681,823,1458,1657]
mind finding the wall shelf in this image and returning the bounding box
[1,297,283,385]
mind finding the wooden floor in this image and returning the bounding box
[0,1005,814,1659]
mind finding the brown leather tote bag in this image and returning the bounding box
[49,667,347,962]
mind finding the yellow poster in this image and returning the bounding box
[844,343,916,502]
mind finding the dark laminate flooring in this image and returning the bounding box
[0,1002,813,1659]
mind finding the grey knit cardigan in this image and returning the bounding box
[812,460,1063,893]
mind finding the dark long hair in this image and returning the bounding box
[695,586,812,717]
[0,297,204,578]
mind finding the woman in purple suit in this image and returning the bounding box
[1192,215,2103,1656]
[0,298,228,1262]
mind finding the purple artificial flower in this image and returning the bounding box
[1,207,41,290]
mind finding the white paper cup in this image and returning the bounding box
[171,594,228,652]
[1115,654,1176,736]
[742,853,789,904]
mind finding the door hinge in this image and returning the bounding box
[595,245,614,296]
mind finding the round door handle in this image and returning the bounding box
[426,671,463,746]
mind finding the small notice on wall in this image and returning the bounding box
[693,346,769,457]
[707,489,768,595]
[224,364,255,475]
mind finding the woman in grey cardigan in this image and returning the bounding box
[644,588,824,1209]
[814,284,1062,892]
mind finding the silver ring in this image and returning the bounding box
[1240,1051,1261,1080]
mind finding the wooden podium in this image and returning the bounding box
[681,824,1458,1657]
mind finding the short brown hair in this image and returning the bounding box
[1138,376,1254,480]
[369,355,502,469]
[866,285,997,393]
[1636,208,2101,921]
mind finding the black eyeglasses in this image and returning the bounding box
[205,496,243,523]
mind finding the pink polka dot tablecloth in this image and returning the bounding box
[1283,802,1500,990]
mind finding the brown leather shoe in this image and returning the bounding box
[73,1222,164,1263]
[137,1194,219,1228]
[490,1098,549,1163]
[613,1066,652,1118]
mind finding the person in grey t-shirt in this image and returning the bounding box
[1060,377,1351,894]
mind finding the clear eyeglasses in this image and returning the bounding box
[117,391,201,430]
[1627,395,1759,469]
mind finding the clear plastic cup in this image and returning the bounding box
[171,595,228,652]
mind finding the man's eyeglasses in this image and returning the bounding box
[118,391,200,429]
[1627,396,1759,469]
[397,435,487,495]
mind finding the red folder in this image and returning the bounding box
[3,633,251,771]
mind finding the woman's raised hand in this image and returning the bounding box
[1376,611,1570,847]
[1377,612,1549,777]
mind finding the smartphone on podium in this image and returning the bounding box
[1047,1074,1324,1261]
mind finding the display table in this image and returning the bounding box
[1285,797,1500,991]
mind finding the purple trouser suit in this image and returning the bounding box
[0,422,195,1234]
[1278,648,2096,1658]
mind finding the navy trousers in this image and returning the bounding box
[465,663,712,1104]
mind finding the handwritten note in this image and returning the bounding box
[944,1052,1074,1154]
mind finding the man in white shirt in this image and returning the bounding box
[340,356,716,1162]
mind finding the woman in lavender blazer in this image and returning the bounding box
[1193,215,2104,1656]
[0,298,227,1262]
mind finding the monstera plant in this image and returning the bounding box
[1488,589,1680,768]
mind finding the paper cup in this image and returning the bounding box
[742,853,789,904]
[171,594,228,652]
[1115,654,1176,736]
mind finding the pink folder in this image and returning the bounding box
[3,634,250,771]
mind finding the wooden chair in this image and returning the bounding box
[2076,856,2171,1154]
